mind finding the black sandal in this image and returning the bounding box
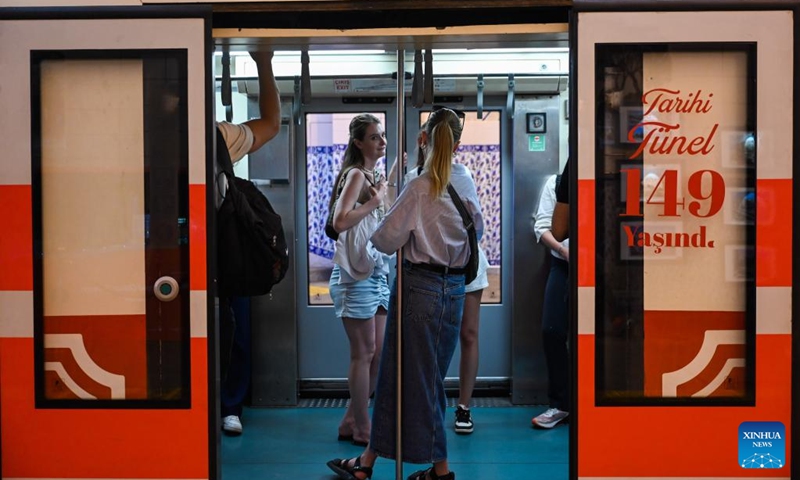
[327,456,373,480]
[406,467,455,480]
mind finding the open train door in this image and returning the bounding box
[571,1,797,478]
[0,6,216,479]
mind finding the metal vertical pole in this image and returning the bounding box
[394,49,405,480]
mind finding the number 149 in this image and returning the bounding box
[621,168,725,218]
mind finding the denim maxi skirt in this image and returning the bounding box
[369,264,466,464]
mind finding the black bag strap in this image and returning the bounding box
[447,183,474,233]
[331,166,376,209]
[216,127,235,177]
[216,127,238,201]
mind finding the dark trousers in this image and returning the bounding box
[220,296,251,418]
[541,257,570,411]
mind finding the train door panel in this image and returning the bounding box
[0,9,212,478]
[574,7,795,477]
[248,99,297,406]
[510,95,568,404]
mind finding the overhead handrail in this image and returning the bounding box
[476,74,485,119]
[221,49,233,122]
[506,73,515,119]
[411,49,424,108]
[293,76,301,125]
[423,49,434,104]
[301,50,312,105]
[214,72,566,82]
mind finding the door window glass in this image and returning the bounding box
[594,44,756,405]
[32,52,190,407]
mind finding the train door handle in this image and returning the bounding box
[154,276,180,302]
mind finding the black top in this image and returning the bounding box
[556,159,569,204]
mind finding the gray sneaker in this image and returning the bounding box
[531,408,568,429]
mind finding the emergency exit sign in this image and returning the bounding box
[528,135,546,151]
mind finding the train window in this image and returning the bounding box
[306,112,387,305]
[419,110,502,304]
[594,44,756,406]
[31,51,190,407]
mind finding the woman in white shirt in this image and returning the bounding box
[530,173,570,429]
[405,109,489,436]
[327,108,483,480]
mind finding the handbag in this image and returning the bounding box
[325,168,352,241]
[447,184,479,284]
[325,167,378,241]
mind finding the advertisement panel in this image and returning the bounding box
[576,9,793,478]
[595,45,755,405]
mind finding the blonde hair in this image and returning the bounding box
[423,108,463,197]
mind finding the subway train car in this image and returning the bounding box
[0,1,797,480]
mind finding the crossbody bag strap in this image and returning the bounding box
[447,183,474,232]
[216,127,238,201]
[332,167,353,201]
[216,127,235,177]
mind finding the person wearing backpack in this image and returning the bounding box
[216,49,281,435]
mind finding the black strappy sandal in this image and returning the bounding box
[406,467,455,480]
[327,456,373,480]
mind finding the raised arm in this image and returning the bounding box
[244,50,281,153]
[384,152,406,205]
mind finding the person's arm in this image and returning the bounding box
[533,175,556,242]
[540,230,569,261]
[332,169,386,233]
[551,160,570,242]
[243,51,281,153]
[385,153,407,205]
[371,185,417,254]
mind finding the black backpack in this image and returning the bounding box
[216,127,289,296]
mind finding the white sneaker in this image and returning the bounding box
[222,415,242,434]
[531,408,568,429]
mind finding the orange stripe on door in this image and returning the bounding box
[756,178,791,286]
[0,185,32,291]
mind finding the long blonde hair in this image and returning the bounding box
[423,108,463,197]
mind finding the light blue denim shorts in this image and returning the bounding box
[329,265,390,320]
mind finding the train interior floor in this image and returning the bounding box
[221,399,569,479]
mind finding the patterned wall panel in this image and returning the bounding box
[307,144,501,264]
